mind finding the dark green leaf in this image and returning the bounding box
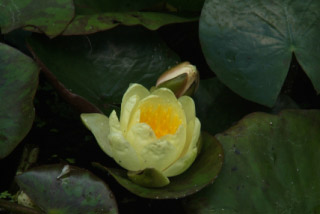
[167,0,205,12]
[199,0,320,106]
[127,168,170,188]
[62,12,197,35]
[185,110,320,213]
[3,29,32,55]
[27,26,180,114]
[94,132,223,199]
[194,78,268,135]
[16,164,118,214]
[64,0,197,35]
[0,43,39,159]
[74,0,161,14]
[0,0,74,38]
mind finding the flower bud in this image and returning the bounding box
[156,62,199,98]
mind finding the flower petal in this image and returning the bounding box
[120,84,149,132]
[178,96,196,123]
[120,95,139,133]
[80,113,113,157]
[109,110,121,132]
[126,122,157,154]
[160,124,186,157]
[140,139,179,171]
[163,148,197,177]
[151,87,178,103]
[108,111,144,171]
[109,133,144,171]
[163,118,201,177]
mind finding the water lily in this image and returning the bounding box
[81,84,201,186]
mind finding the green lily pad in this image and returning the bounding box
[194,78,268,135]
[199,0,320,107]
[16,164,118,214]
[127,168,170,188]
[167,0,205,12]
[93,132,223,199]
[62,12,197,35]
[184,110,320,213]
[27,26,180,114]
[194,78,299,135]
[74,0,161,14]
[63,0,197,35]
[0,0,74,38]
[0,43,39,159]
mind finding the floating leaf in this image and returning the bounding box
[185,110,320,213]
[167,0,205,12]
[74,0,161,14]
[127,168,170,188]
[0,43,39,159]
[0,0,74,38]
[199,0,320,106]
[61,0,197,35]
[27,26,180,114]
[94,132,223,199]
[62,12,197,35]
[16,164,118,214]
[194,78,268,135]
[194,78,299,135]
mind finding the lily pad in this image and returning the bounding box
[194,78,299,135]
[62,0,197,35]
[94,132,223,199]
[27,26,180,114]
[167,0,205,12]
[127,168,170,188]
[199,0,320,107]
[194,78,268,135]
[0,43,39,159]
[16,164,118,214]
[62,12,197,35]
[74,0,161,14]
[184,110,320,213]
[0,0,74,38]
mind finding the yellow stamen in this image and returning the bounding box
[140,102,181,138]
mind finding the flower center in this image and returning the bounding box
[140,102,182,138]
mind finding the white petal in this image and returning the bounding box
[151,87,178,103]
[163,149,197,177]
[80,113,113,157]
[126,123,157,154]
[120,84,149,132]
[108,132,144,171]
[122,84,150,105]
[140,139,179,171]
[109,110,121,132]
[178,96,196,123]
[160,124,186,156]
[108,110,144,171]
[163,118,201,177]
[120,95,139,133]
[190,118,201,149]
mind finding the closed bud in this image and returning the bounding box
[156,62,199,98]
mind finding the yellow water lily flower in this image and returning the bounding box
[81,84,201,179]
